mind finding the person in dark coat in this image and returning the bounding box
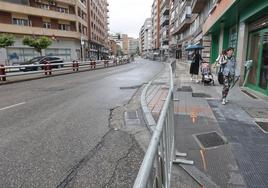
[190,50,203,82]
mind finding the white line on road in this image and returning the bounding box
[0,102,26,111]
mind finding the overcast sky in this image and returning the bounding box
[107,0,153,38]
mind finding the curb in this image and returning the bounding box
[140,61,170,134]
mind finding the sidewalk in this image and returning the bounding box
[147,60,268,187]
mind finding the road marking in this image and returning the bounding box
[0,102,26,111]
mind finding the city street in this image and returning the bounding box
[0,59,164,187]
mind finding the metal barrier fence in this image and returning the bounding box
[134,60,175,188]
[0,58,132,81]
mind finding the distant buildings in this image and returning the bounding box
[110,33,139,56]
[128,38,139,55]
[139,18,153,57]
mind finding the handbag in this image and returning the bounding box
[218,66,224,85]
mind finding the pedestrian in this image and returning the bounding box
[221,47,236,105]
[214,50,227,74]
[190,50,203,83]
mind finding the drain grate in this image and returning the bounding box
[192,93,211,98]
[120,85,141,90]
[256,122,268,133]
[177,86,193,92]
[125,111,138,119]
[241,90,258,99]
[243,107,268,118]
[195,132,226,149]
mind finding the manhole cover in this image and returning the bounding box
[124,111,140,125]
[256,122,268,133]
[153,82,166,85]
[195,132,226,149]
[125,111,138,119]
[241,90,258,99]
[192,93,211,98]
[243,108,268,118]
[120,85,141,90]
[177,86,193,92]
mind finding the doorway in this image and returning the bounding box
[247,28,268,95]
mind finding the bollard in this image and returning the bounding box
[48,62,52,75]
[44,62,48,75]
[45,62,52,75]
[73,60,79,71]
[0,64,6,81]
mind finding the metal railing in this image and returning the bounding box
[134,60,175,188]
[0,58,132,81]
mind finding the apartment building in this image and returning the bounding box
[111,33,129,55]
[151,0,161,51]
[203,0,268,96]
[87,0,109,60]
[128,37,139,55]
[159,0,170,59]
[170,0,211,62]
[108,37,117,56]
[139,18,152,56]
[0,0,88,64]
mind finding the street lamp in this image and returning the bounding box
[81,37,85,62]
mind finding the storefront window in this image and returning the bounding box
[229,26,237,49]
[259,32,268,90]
[45,48,71,61]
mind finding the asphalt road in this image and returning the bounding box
[0,58,164,188]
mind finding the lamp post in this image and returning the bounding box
[81,37,85,62]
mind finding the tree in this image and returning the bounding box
[23,36,52,56]
[136,46,140,55]
[0,34,15,49]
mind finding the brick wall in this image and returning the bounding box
[29,15,43,27]
[0,11,12,24]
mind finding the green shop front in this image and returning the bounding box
[205,0,268,96]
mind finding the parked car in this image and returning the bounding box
[19,56,64,71]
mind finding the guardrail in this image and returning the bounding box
[134,60,175,188]
[0,58,132,81]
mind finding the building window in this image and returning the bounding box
[39,4,50,10]
[57,7,69,13]
[43,22,51,29]
[59,24,70,31]
[12,18,29,26]
[229,26,237,49]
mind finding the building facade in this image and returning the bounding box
[159,0,170,60]
[203,0,268,96]
[87,0,109,60]
[151,0,161,51]
[139,18,153,57]
[128,37,139,55]
[0,0,88,64]
[170,0,211,62]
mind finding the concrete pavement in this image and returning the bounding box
[146,60,268,187]
[0,58,164,187]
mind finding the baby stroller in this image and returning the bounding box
[201,62,215,86]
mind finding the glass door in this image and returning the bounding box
[247,32,261,85]
[258,31,268,91]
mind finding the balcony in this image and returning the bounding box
[57,0,76,5]
[172,14,192,35]
[0,23,85,40]
[161,5,169,16]
[191,0,207,13]
[0,1,76,22]
[161,1,169,16]
[160,15,169,26]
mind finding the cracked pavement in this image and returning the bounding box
[0,58,163,187]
